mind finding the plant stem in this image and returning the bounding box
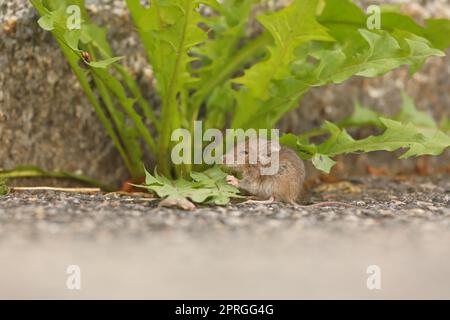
[91,68,157,156]
[114,64,161,135]
[0,166,114,191]
[62,44,137,176]
[158,0,194,177]
[88,47,143,173]
[190,32,271,124]
[31,0,138,178]
[11,187,101,193]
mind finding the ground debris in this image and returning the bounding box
[0,176,449,241]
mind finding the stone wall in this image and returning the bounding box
[1,0,449,187]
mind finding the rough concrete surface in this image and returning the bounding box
[1,0,449,187]
[0,176,449,299]
[1,1,449,299]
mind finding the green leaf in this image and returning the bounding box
[234,0,333,100]
[193,0,256,82]
[317,118,450,158]
[338,101,384,129]
[394,90,436,128]
[280,133,317,160]
[127,0,207,101]
[203,83,235,129]
[127,0,209,174]
[440,116,450,133]
[0,166,113,191]
[31,0,450,181]
[381,13,450,50]
[192,0,259,97]
[312,154,336,174]
[87,56,124,68]
[293,29,444,86]
[337,91,437,132]
[37,15,54,30]
[320,0,450,50]
[144,167,162,186]
[31,0,145,177]
[423,19,450,50]
[64,29,81,51]
[80,24,113,57]
[279,133,301,150]
[232,0,447,130]
[286,110,450,174]
[289,0,446,86]
[92,67,156,154]
[137,166,241,206]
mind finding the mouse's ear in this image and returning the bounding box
[257,138,280,164]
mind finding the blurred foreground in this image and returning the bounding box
[0,176,449,299]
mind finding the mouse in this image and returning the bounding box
[222,137,354,208]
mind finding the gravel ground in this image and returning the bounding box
[1,176,450,240]
[0,176,449,299]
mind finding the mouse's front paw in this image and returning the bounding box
[226,175,239,187]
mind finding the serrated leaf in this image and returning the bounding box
[288,0,446,86]
[192,0,257,88]
[286,109,450,173]
[318,118,450,158]
[144,167,162,186]
[232,0,448,131]
[127,0,207,97]
[320,0,450,50]
[127,0,209,172]
[234,0,333,100]
[137,166,240,209]
[294,29,444,86]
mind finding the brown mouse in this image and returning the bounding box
[223,137,354,208]
[222,137,305,204]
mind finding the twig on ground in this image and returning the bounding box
[11,187,101,193]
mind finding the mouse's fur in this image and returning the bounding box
[223,138,305,203]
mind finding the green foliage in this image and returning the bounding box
[281,93,450,174]
[0,166,113,191]
[31,0,157,178]
[0,179,9,196]
[337,101,384,129]
[232,0,447,130]
[321,118,449,158]
[234,0,333,100]
[31,0,450,198]
[336,90,438,131]
[135,166,241,205]
[441,116,450,133]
